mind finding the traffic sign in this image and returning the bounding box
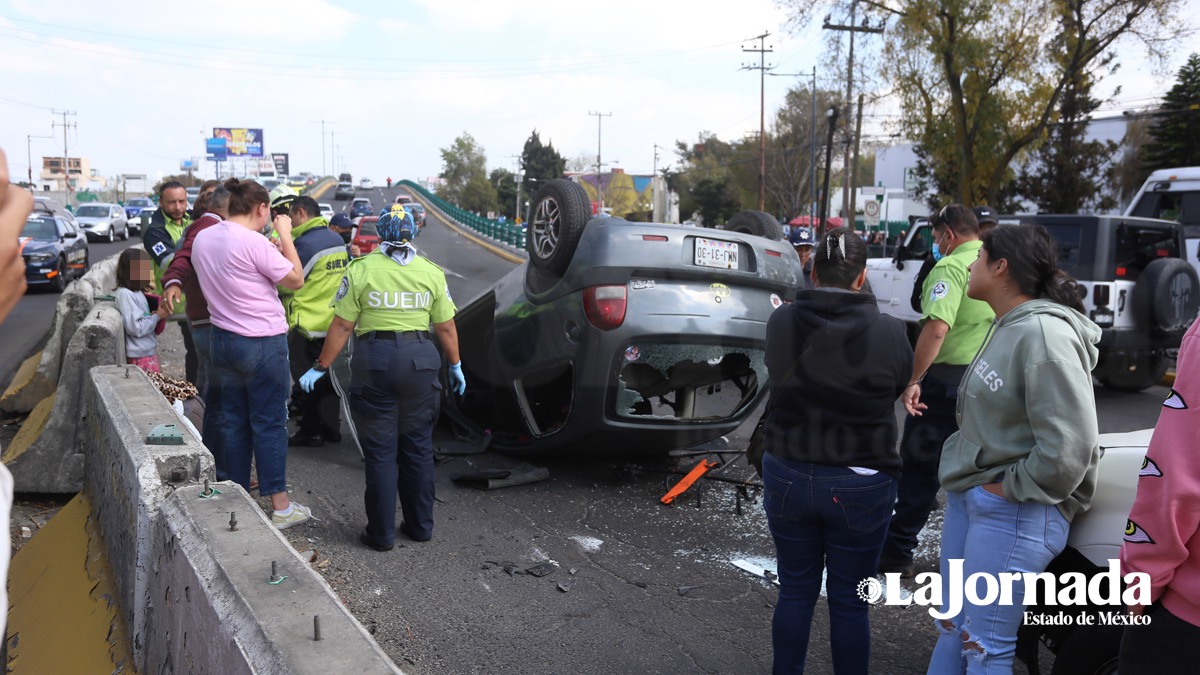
[863,199,881,227]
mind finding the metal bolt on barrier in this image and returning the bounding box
[314,615,322,641]
[229,511,238,532]
[268,561,288,585]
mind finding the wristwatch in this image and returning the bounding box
[312,359,328,373]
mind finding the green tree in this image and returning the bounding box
[1143,53,1200,170]
[490,167,519,219]
[781,0,1188,205]
[437,132,497,213]
[1015,67,1118,212]
[765,85,843,219]
[520,130,566,186]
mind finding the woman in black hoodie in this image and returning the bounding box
[762,227,914,674]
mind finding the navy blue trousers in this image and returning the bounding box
[349,333,442,547]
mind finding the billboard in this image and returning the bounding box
[271,152,290,176]
[213,128,264,157]
[180,158,198,171]
[206,137,227,161]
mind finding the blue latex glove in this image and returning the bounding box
[448,361,466,396]
[299,367,326,393]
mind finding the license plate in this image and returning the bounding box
[694,237,739,270]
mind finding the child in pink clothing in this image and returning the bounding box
[1119,318,1200,674]
[115,248,169,373]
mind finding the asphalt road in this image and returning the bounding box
[0,235,134,393]
[275,186,1173,675]
[3,189,1173,674]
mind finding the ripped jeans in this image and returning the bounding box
[927,486,1069,675]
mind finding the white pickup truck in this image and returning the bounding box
[866,213,1200,391]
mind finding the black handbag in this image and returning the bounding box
[747,345,813,477]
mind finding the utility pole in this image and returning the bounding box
[741,31,773,211]
[849,93,865,226]
[768,68,818,221]
[311,120,337,176]
[819,106,840,239]
[589,111,612,213]
[51,110,77,200]
[824,4,883,222]
[26,134,52,186]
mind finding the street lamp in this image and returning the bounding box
[26,134,52,186]
[818,106,840,239]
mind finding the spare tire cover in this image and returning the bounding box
[1132,257,1200,339]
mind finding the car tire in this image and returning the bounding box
[1049,623,1121,675]
[1132,257,1200,339]
[527,179,591,276]
[120,224,128,241]
[106,224,116,243]
[726,210,784,240]
[51,257,67,293]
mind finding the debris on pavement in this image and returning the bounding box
[524,561,559,577]
[660,459,717,505]
[677,585,703,596]
[731,558,780,586]
[450,463,550,490]
[557,579,574,593]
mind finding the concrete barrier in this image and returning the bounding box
[82,365,401,674]
[6,303,123,492]
[1,252,119,414]
[0,279,94,413]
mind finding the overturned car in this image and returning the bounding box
[443,179,803,455]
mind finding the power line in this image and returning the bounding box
[740,31,774,211]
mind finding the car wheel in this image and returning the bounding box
[726,210,784,240]
[1049,623,1121,675]
[106,224,116,243]
[1131,257,1200,339]
[526,178,591,276]
[80,252,90,277]
[51,257,67,293]
[120,224,128,241]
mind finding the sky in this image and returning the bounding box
[1,0,1196,189]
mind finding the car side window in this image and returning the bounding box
[54,216,69,238]
[1114,224,1180,281]
[907,224,931,257]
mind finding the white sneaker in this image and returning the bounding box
[272,503,312,530]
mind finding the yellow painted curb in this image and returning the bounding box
[0,350,42,403]
[413,195,526,265]
[7,493,137,673]
[1,392,55,465]
[1162,370,1176,387]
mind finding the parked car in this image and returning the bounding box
[124,197,155,220]
[351,216,380,255]
[21,210,89,292]
[1016,428,1153,675]
[350,198,373,219]
[335,182,355,200]
[442,179,798,455]
[359,177,373,190]
[73,202,129,242]
[1126,166,1200,271]
[404,202,426,229]
[867,214,1200,391]
[319,203,335,219]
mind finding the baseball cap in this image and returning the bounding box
[972,205,998,225]
[788,228,815,247]
[329,213,352,229]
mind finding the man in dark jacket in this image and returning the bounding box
[143,181,196,382]
[163,187,229,479]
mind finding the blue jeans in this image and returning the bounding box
[762,454,898,675]
[210,328,290,496]
[190,324,226,481]
[349,333,442,547]
[928,487,1069,674]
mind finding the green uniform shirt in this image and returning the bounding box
[153,215,191,319]
[333,249,456,333]
[921,239,995,365]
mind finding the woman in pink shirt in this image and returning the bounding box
[192,178,312,529]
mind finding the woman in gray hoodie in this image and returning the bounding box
[928,224,1101,674]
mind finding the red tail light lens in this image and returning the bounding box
[1116,266,1127,278]
[583,285,627,330]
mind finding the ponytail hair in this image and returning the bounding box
[223,178,269,217]
[812,226,867,289]
[981,224,1084,313]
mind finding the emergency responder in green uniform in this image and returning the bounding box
[879,204,995,575]
[300,206,465,552]
[281,195,350,446]
[143,180,196,382]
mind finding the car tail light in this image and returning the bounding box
[583,285,627,331]
[765,249,782,257]
[1116,266,1127,278]
[1156,248,1169,257]
[642,235,668,242]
